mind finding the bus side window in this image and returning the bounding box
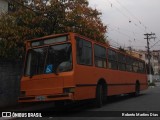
[108,49,118,70]
[133,59,139,72]
[118,53,126,71]
[139,61,145,73]
[126,56,133,72]
[76,37,92,66]
[94,44,106,68]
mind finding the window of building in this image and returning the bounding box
[145,54,148,60]
[76,37,92,66]
[154,56,158,60]
[94,44,106,68]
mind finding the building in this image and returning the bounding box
[126,48,160,81]
[138,50,160,81]
[0,0,8,14]
[126,50,143,59]
[140,51,160,73]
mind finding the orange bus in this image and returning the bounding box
[19,32,148,107]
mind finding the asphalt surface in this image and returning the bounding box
[1,83,160,120]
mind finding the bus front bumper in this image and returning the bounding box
[18,93,74,103]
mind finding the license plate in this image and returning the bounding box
[35,96,46,101]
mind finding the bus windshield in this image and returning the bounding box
[25,43,72,76]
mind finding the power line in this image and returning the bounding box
[152,44,160,46]
[109,39,122,47]
[108,26,145,50]
[109,24,142,35]
[108,26,131,39]
[106,0,131,20]
[108,24,146,44]
[113,0,148,32]
[108,25,144,44]
[105,0,149,45]
[150,39,160,48]
[113,0,160,48]
[105,0,160,51]
[106,0,147,33]
[106,0,160,41]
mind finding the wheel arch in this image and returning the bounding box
[97,78,108,96]
[97,78,107,86]
[136,80,140,85]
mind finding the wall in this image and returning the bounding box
[0,60,23,108]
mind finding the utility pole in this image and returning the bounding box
[144,33,156,83]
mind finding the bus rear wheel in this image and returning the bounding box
[95,84,104,108]
[130,82,140,97]
[135,83,140,96]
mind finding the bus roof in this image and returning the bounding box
[25,32,145,62]
[26,33,70,42]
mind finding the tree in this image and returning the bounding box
[119,46,126,53]
[0,0,107,60]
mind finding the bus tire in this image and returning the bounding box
[95,84,103,108]
[135,82,140,96]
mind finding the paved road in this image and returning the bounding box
[95,86,160,111]
[2,85,160,120]
[43,85,160,120]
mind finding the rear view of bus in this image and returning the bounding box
[19,33,75,103]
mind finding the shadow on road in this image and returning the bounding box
[107,93,146,104]
[1,92,149,117]
[35,93,148,117]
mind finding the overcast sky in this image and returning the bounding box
[89,0,160,50]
